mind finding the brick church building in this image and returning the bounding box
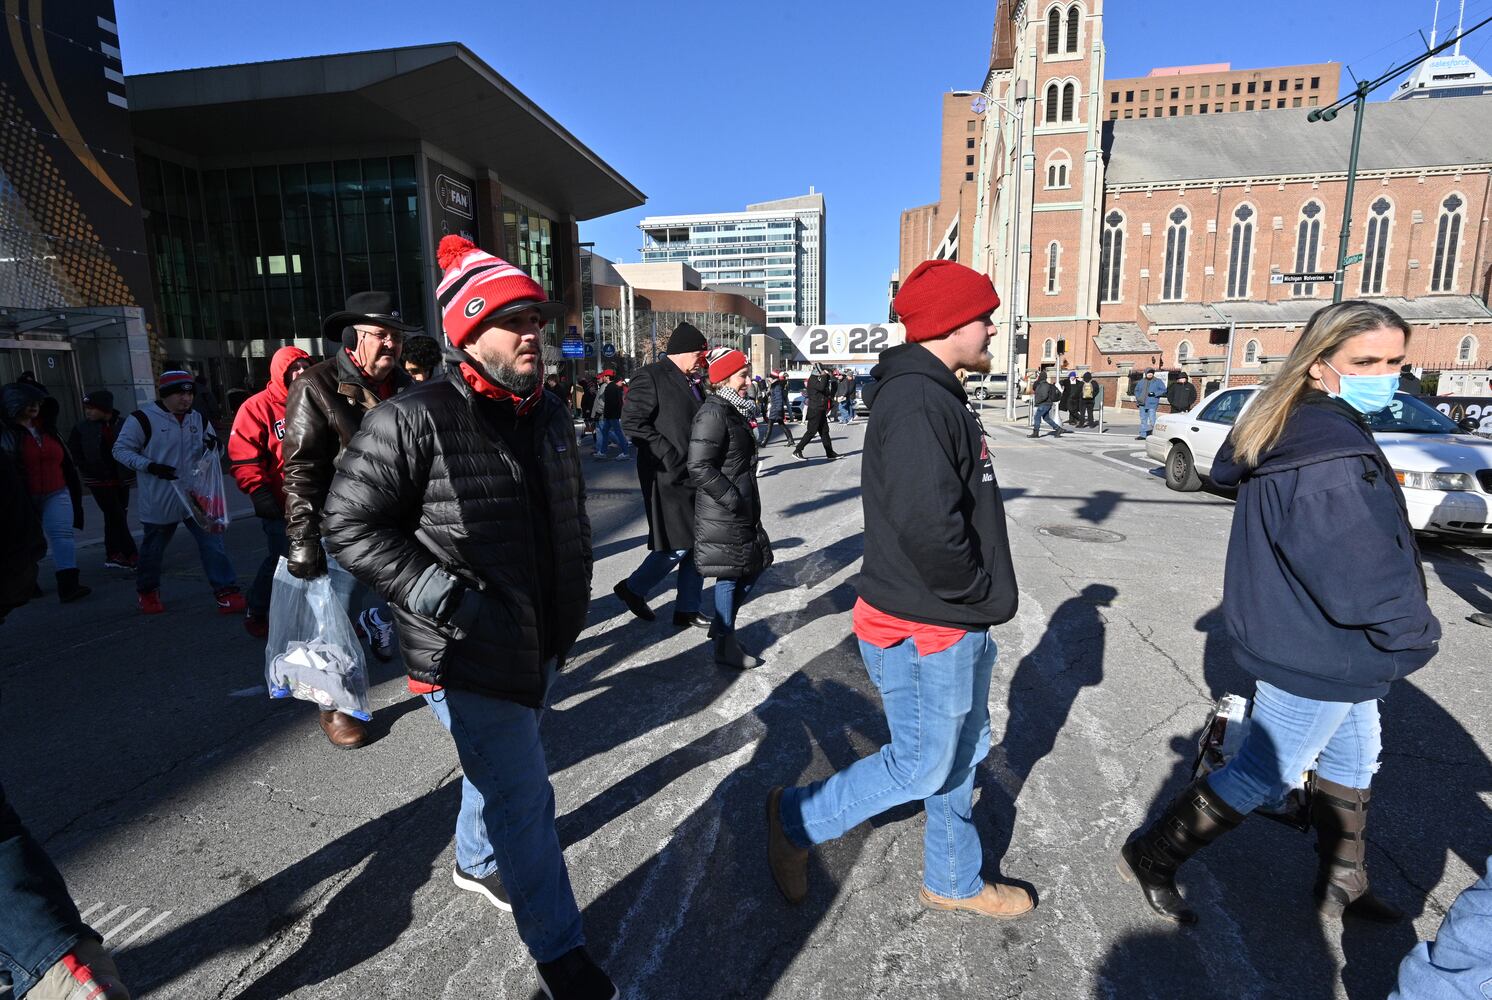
[969,0,1492,400]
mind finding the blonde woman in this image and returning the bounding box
[1118,300,1441,926]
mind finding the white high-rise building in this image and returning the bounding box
[638,190,825,326]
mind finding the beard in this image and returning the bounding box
[471,343,541,394]
[967,347,993,374]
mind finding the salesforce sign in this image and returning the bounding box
[777,323,906,364]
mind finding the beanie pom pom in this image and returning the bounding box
[437,235,477,272]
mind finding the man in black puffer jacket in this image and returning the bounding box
[768,260,1033,923]
[322,235,615,1000]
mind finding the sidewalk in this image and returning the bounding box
[971,396,1145,436]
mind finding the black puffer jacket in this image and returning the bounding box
[688,395,772,579]
[321,374,591,707]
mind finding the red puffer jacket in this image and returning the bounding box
[229,346,310,509]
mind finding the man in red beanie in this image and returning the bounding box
[229,345,311,636]
[321,236,617,1000]
[768,259,1034,921]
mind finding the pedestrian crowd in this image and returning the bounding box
[1,243,1487,999]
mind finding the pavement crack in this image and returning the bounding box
[1369,837,1449,918]
[1125,619,1209,700]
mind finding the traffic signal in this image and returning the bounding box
[1056,338,1067,355]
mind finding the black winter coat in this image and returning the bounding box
[622,360,701,551]
[1166,380,1198,412]
[856,344,1018,630]
[321,374,591,707]
[1033,380,1058,406]
[1058,379,1082,413]
[806,373,833,408]
[688,396,772,579]
[68,414,135,487]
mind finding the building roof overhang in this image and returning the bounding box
[1142,295,1492,330]
[126,44,644,221]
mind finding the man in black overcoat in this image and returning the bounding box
[615,323,713,627]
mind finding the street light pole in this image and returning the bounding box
[1005,83,1028,423]
[1330,82,1369,304]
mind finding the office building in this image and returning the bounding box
[637,191,826,326]
[1105,62,1340,120]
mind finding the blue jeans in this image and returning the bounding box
[781,630,997,899]
[1139,402,1160,435]
[1390,854,1492,1000]
[1032,403,1062,432]
[35,490,75,571]
[593,418,628,457]
[712,570,761,633]
[1207,681,1381,814]
[627,548,708,615]
[137,518,238,594]
[248,517,290,616]
[0,778,92,997]
[838,402,854,423]
[422,676,585,965]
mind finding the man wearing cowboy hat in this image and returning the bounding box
[281,290,417,748]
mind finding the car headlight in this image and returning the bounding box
[1394,470,1477,491]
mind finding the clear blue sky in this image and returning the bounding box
[116,0,1488,323]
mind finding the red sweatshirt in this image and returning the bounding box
[228,346,310,506]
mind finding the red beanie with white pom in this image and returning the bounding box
[435,235,563,348]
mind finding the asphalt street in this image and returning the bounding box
[3,404,1491,999]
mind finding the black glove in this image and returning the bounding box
[250,487,283,521]
[287,537,326,580]
[147,463,177,481]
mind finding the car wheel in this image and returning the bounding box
[974,388,988,400]
[1165,442,1202,492]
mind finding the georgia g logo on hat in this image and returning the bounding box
[464,297,486,319]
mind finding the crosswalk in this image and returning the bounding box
[78,901,174,952]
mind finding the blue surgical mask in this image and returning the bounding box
[1323,359,1398,415]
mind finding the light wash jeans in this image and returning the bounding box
[1390,854,1492,1000]
[592,418,629,457]
[422,668,585,965]
[1207,680,1381,814]
[35,489,76,571]
[627,548,708,615]
[1138,402,1160,436]
[781,630,997,899]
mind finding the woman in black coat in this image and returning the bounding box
[689,348,773,669]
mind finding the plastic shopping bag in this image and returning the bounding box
[173,448,231,533]
[1192,693,1310,831]
[263,557,372,721]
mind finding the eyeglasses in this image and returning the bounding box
[355,326,405,346]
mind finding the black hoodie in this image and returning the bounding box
[1212,393,1439,701]
[856,344,1018,630]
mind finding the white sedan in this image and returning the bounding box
[1145,387,1492,537]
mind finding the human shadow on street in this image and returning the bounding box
[780,486,863,518]
[571,634,902,999]
[1419,538,1492,617]
[1195,605,1252,698]
[118,779,461,997]
[980,584,1114,868]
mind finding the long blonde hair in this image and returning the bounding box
[1229,300,1411,468]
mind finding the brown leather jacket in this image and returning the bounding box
[282,350,411,543]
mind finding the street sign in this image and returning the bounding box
[1343,252,1364,266]
[601,343,617,358]
[561,338,584,359]
[1274,272,1335,284]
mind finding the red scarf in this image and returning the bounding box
[459,362,543,415]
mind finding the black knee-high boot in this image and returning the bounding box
[1118,777,1246,924]
[1312,777,1403,922]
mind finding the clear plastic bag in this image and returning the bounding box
[173,447,231,533]
[264,557,372,721]
[1192,693,1311,831]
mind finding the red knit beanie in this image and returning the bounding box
[893,260,1001,343]
[707,347,747,384]
[435,235,561,348]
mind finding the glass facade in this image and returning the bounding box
[501,195,557,299]
[137,152,424,384]
[596,306,758,371]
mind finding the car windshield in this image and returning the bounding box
[787,378,806,394]
[1363,392,1462,434]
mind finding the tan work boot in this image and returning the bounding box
[318,709,369,749]
[766,787,808,903]
[919,881,1035,920]
[29,936,131,999]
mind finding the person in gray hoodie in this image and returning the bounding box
[113,370,242,615]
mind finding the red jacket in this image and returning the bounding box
[229,346,310,507]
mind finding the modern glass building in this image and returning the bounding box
[1,25,643,412]
[637,192,826,327]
